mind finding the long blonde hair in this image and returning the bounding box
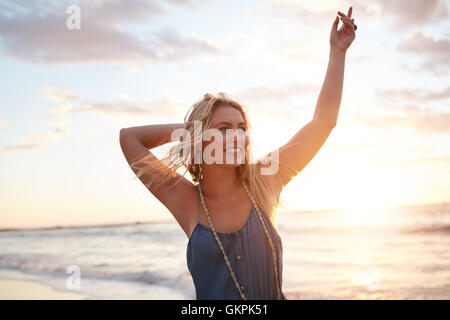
[128,92,294,225]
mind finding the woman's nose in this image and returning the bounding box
[225,130,245,145]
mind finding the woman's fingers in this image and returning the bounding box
[339,16,353,25]
[336,7,355,30]
[339,17,354,30]
[338,6,353,19]
[339,16,352,22]
[337,13,352,22]
[339,15,354,25]
[332,15,339,31]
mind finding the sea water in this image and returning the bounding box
[0,203,449,299]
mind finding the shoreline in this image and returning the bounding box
[0,278,90,300]
[1,201,448,233]
[0,220,170,233]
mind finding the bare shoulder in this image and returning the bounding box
[253,162,283,199]
[251,162,283,227]
[164,178,199,239]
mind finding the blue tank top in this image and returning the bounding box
[186,187,287,300]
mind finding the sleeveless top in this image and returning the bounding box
[186,187,287,300]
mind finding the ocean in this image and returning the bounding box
[0,202,449,299]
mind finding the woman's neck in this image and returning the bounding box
[200,165,240,200]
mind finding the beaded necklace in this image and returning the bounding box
[197,179,281,300]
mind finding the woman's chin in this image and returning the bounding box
[221,151,245,167]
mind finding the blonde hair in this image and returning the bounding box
[128,92,295,225]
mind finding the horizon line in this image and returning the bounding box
[1,200,448,233]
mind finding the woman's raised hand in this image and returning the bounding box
[330,6,355,52]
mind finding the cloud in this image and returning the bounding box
[42,93,188,120]
[353,86,450,135]
[38,83,321,123]
[72,97,188,119]
[376,0,448,29]
[41,85,79,102]
[234,82,320,121]
[398,31,450,75]
[1,84,76,153]
[266,0,336,26]
[2,144,41,151]
[352,104,450,135]
[375,86,450,105]
[22,130,69,143]
[267,0,448,30]
[27,85,188,152]
[405,156,450,164]
[0,0,223,64]
[29,82,322,150]
[1,123,71,153]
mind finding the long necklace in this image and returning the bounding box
[197,179,281,300]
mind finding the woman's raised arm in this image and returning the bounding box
[259,7,356,190]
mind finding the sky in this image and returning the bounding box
[0,0,449,229]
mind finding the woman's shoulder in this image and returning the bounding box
[252,162,283,200]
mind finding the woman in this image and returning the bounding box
[119,7,356,300]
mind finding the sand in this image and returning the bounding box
[0,278,90,300]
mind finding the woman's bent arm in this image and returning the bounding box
[120,123,185,150]
[119,123,196,238]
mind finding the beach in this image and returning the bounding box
[0,278,89,300]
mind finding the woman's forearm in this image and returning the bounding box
[313,47,346,128]
[120,123,185,149]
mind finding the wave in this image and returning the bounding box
[400,225,450,234]
[0,220,171,233]
[0,254,189,289]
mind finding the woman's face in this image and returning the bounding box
[202,105,249,167]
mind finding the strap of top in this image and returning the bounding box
[197,187,200,224]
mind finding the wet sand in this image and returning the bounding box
[0,278,89,300]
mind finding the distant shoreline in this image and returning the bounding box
[0,220,170,233]
[1,201,447,233]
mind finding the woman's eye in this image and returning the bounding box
[236,128,246,135]
[219,127,246,133]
